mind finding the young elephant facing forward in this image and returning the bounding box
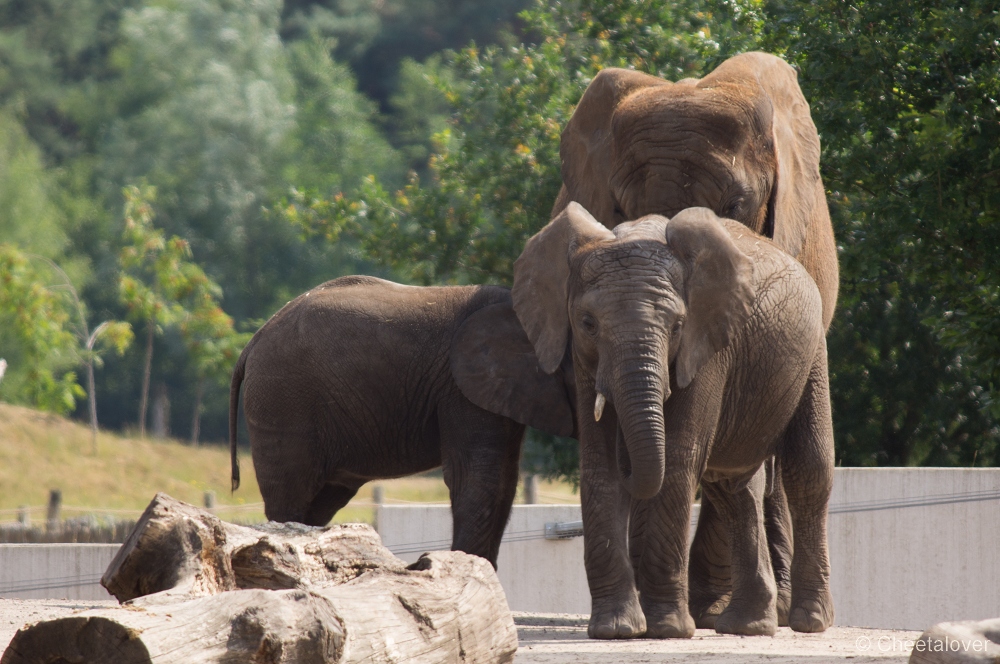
[229,276,575,567]
[512,203,834,637]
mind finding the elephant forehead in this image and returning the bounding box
[575,242,679,285]
[613,86,757,151]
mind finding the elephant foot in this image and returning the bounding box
[689,592,729,630]
[588,594,646,639]
[642,602,696,639]
[789,593,834,633]
[715,602,777,636]
[776,586,791,627]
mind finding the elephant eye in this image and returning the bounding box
[581,314,599,337]
[671,318,684,335]
[724,199,744,218]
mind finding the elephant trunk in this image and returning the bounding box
[611,355,667,500]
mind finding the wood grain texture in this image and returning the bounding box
[2,493,517,663]
[908,618,1000,664]
[100,492,406,602]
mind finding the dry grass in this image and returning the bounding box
[0,402,578,525]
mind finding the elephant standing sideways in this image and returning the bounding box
[554,51,839,625]
[513,204,835,637]
[229,276,575,567]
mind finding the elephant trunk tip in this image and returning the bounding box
[622,471,664,500]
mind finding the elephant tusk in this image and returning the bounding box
[594,393,606,422]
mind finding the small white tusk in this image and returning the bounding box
[594,393,606,422]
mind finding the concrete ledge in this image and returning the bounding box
[0,544,120,600]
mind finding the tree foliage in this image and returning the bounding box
[118,184,246,437]
[0,245,84,414]
[1,0,997,468]
[761,0,1000,465]
[289,0,1000,473]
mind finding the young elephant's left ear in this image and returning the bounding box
[450,301,576,438]
[666,207,755,388]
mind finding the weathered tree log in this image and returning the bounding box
[2,493,518,664]
[909,618,1000,664]
[101,492,405,602]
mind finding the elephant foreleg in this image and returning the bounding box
[440,397,524,568]
[580,407,646,639]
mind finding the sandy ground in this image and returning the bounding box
[0,600,923,662]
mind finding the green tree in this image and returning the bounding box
[119,184,250,442]
[118,185,201,437]
[0,245,84,414]
[27,254,132,450]
[760,0,1000,465]
[178,283,251,446]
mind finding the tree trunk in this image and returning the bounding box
[152,382,169,438]
[86,357,98,454]
[138,320,154,438]
[190,376,204,446]
[1,493,518,664]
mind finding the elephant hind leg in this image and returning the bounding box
[701,471,777,637]
[302,482,361,526]
[253,429,331,525]
[779,343,835,633]
[764,461,794,626]
[687,493,733,629]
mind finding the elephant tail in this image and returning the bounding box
[229,341,252,492]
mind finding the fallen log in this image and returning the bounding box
[2,493,518,664]
[101,492,405,602]
[909,617,1000,664]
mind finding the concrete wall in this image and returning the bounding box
[0,544,119,600]
[829,468,1000,629]
[378,503,701,614]
[379,468,1000,629]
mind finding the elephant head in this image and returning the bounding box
[512,203,754,499]
[556,52,835,327]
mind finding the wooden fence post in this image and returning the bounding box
[45,490,61,533]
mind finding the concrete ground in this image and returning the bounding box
[0,600,923,662]
[514,613,922,663]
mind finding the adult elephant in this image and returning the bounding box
[551,51,839,626]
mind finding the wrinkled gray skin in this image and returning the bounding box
[513,204,834,638]
[229,276,575,567]
[553,51,839,628]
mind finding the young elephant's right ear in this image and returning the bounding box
[513,202,614,373]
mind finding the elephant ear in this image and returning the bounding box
[557,68,667,225]
[704,52,823,258]
[513,202,615,373]
[450,301,576,438]
[666,207,755,388]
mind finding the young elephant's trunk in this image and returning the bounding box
[611,356,667,500]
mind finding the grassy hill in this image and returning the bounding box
[0,403,577,526]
